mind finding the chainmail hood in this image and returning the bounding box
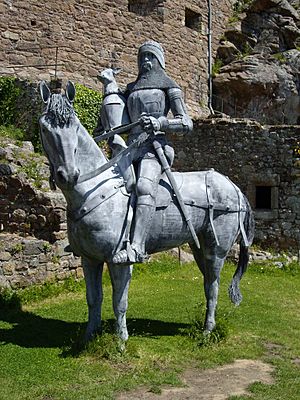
[138,40,165,69]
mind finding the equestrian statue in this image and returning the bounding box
[39,40,254,342]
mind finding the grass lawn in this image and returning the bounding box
[0,253,300,399]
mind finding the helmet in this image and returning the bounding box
[138,40,165,69]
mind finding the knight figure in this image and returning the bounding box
[99,40,193,264]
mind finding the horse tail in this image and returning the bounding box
[228,195,255,305]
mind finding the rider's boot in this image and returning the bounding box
[113,201,155,264]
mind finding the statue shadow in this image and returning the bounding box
[0,308,83,349]
[125,318,188,337]
[0,308,190,354]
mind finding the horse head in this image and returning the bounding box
[39,81,80,190]
[97,67,122,85]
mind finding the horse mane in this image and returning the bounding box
[45,94,75,127]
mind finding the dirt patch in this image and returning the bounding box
[292,358,300,366]
[117,359,274,400]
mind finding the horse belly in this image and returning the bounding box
[146,203,206,254]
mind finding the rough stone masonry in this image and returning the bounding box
[0,0,235,118]
[1,118,300,289]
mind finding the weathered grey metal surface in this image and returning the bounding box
[96,41,194,265]
[39,79,254,342]
[97,68,130,131]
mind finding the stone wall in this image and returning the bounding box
[0,233,82,289]
[0,139,82,289]
[170,118,300,250]
[0,0,235,118]
[1,119,300,289]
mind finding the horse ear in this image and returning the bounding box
[40,81,51,104]
[66,81,76,103]
[112,67,122,75]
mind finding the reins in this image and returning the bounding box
[76,131,148,184]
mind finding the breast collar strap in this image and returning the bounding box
[67,181,127,222]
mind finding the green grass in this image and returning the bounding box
[0,254,300,399]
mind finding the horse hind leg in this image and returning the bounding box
[190,243,225,333]
[82,257,103,341]
[108,263,132,341]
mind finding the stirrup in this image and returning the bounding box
[112,245,148,265]
[112,250,130,265]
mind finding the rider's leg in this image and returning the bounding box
[130,161,160,259]
[131,157,162,260]
[113,157,161,264]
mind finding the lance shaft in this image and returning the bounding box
[94,121,140,142]
[152,139,200,249]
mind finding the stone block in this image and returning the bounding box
[37,214,47,227]
[2,30,20,41]
[112,31,123,40]
[15,262,28,271]
[11,276,31,289]
[76,267,84,279]
[0,165,13,176]
[46,262,59,271]
[0,251,11,261]
[12,208,27,223]
[0,182,8,195]
[39,253,51,263]
[29,257,40,268]
[22,239,47,255]
[2,261,15,275]
[8,53,27,65]
[28,214,37,224]
[52,231,67,241]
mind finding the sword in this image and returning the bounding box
[94,121,140,143]
[152,139,201,249]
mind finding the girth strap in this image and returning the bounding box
[226,177,250,247]
[205,170,249,247]
[205,171,220,246]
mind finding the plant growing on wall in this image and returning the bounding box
[0,78,103,151]
[73,83,102,136]
[212,59,224,77]
[228,0,254,24]
[0,76,22,126]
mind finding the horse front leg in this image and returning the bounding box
[82,257,103,341]
[108,263,132,341]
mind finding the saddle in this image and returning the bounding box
[156,169,245,213]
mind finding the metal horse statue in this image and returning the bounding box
[39,81,255,342]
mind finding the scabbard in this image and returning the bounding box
[152,140,200,249]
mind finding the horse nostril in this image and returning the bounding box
[56,168,67,183]
[74,169,80,182]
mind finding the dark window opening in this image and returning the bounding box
[185,8,201,32]
[128,0,164,17]
[255,186,272,209]
[31,20,37,26]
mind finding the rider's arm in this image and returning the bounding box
[158,88,193,134]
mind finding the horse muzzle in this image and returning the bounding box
[56,166,80,188]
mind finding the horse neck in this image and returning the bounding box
[104,81,120,95]
[77,120,107,173]
[62,120,110,208]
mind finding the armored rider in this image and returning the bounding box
[112,40,193,264]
